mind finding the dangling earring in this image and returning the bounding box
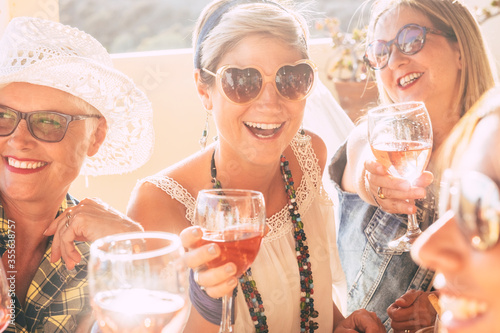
[296,124,310,146]
[199,110,211,150]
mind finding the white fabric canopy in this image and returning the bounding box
[303,79,354,164]
[303,79,355,314]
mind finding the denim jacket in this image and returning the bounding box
[329,143,435,332]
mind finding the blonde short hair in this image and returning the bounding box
[193,0,310,86]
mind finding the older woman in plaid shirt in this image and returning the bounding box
[0,17,153,332]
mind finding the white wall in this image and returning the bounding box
[70,48,206,212]
[0,0,59,35]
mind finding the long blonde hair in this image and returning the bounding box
[437,85,500,175]
[367,0,498,115]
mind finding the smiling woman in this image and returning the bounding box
[329,0,498,331]
[0,17,152,332]
[125,1,386,332]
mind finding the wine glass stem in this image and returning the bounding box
[406,213,422,237]
[219,294,233,333]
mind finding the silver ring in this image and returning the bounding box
[65,212,72,228]
[193,269,205,290]
[377,186,386,200]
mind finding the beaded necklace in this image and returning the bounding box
[210,151,318,332]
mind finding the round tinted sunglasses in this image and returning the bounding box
[364,23,452,70]
[202,59,317,105]
[439,169,500,251]
[0,105,101,143]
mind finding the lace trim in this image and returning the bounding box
[139,173,197,222]
[139,134,324,243]
[290,134,330,213]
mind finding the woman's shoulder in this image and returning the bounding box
[126,147,213,233]
[282,130,327,194]
[307,129,327,170]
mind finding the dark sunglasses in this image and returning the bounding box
[364,23,452,70]
[0,105,101,143]
[439,170,500,250]
[202,60,317,105]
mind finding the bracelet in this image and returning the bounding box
[364,170,381,208]
[189,269,236,325]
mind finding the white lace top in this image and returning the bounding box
[141,137,346,332]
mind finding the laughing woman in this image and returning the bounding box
[127,0,384,332]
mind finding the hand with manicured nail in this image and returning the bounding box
[180,226,238,299]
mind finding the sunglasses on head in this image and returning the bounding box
[439,169,500,251]
[364,23,452,70]
[202,59,317,105]
[0,105,101,143]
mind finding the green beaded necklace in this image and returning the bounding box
[210,151,318,332]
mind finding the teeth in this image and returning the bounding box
[399,73,423,87]
[8,157,47,169]
[440,295,488,322]
[255,133,274,138]
[244,122,281,130]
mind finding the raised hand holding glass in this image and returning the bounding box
[194,189,266,333]
[368,101,433,251]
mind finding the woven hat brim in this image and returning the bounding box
[0,57,155,176]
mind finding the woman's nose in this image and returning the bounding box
[386,44,411,70]
[8,119,36,146]
[257,80,280,104]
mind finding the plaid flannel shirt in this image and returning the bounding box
[0,194,92,332]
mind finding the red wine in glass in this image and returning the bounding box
[197,227,264,277]
[194,189,266,333]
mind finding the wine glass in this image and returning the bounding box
[0,260,11,332]
[194,189,266,333]
[89,231,189,333]
[368,101,433,251]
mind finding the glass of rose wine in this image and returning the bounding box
[89,231,189,333]
[368,101,433,251]
[194,189,266,333]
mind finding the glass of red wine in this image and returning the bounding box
[368,101,433,251]
[89,231,189,333]
[194,189,266,333]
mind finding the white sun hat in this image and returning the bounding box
[0,17,154,176]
